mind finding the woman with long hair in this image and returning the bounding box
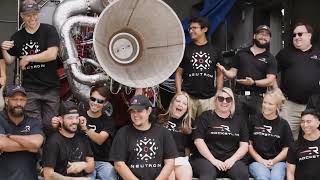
[159,91,193,180]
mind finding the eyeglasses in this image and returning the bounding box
[217,96,233,103]
[292,32,308,38]
[188,26,202,31]
[90,97,105,104]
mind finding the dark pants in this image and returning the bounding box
[236,94,263,121]
[190,158,249,180]
[25,89,60,136]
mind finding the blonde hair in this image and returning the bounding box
[264,88,286,113]
[213,87,236,115]
[159,92,193,134]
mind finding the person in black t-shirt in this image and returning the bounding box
[287,109,320,180]
[1,0,60,135]
[248,88,293,180]
[51,85,117,180]
[217,25,277,121]
[0,85,44,180]
[159,91,193,180]
[191,87,249,180]
[276,22,320,140]
[42,101,94,179]
[109,95,178,180]
[176,17,223,119]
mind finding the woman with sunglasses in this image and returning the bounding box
[159,92,193,180]
[191,87,249,180]
[248,88,293,180]
[51,85,118,180]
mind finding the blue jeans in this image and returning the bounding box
[249,162,286,180]
[88,161,118,180]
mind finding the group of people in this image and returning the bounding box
[0,0,319,180]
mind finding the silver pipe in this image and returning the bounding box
[82,58,101,67]
[53,0,106,32]
[61,15,108,85]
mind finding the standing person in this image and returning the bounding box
[0,51,6,110]
[191,87,249,180]
[52,85,118,180]
[287,109,320,180]
[0,84,44,180]
[248,89,293,180]
[42,101,94,179]
[109,95,178,180]
[175,17,224,119]
[1,0,60,135]
[276,22,320,140]
[217,25,277,120]
[159,92,193,180]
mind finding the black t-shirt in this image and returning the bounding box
[42,132,93,177]
[0,111,44,180]
[162,117,192,157]
[192,110,249,161]
[276,47,320,104]
[109,124,178,180]
[306,94,320,112]
[179,42,222,99]
[83,112,116,162]
[248,114,293,160]
[287,137,320,180]
[8,23,60,91]
[232,47,277,94]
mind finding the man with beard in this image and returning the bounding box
[217,25,277,120]
[0,84,44,180]
[42,101,94,180]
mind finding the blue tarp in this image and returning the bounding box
[182,0,236,43]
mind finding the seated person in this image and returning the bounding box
[191,87,249,180]
[109,95,178,180]
[42,101,94,180]
[248,88,293,180]
[287,109,320,180]
[159,92,193,180]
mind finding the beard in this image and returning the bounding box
[254,39,270,48]
[8,105,24,117]
[62,122,78,133]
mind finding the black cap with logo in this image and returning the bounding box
[128,95,152,111]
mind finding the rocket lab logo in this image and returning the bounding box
[299,146,320,161]
[21,125,31,133]
[88,124,97,132]
[134,137,159,162]
[255,125,272,133]
[213,125,230,132]
[300,147,319,155]
[191,51,212,71]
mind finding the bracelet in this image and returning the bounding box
[252,80,256,86]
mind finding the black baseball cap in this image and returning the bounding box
[255,25,271,36]
[128,95,152,111]
[59,101,79,116]
[20,0,40,14]
[5,85,27,97]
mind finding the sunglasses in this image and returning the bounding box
[90,97,105,104]
[217,96,233,103]
[292,32,308,38]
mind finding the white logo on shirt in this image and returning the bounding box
[263,125,272,133]
[21,125,30,133]
[134,137,158,162]
[164,121,179,132]
[299,146,320,161]
[213,125,230,132]
[88,124,97,132]
[191,51,212,71]
[257,57,267,63]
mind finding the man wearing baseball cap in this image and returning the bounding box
[1,0,60,136]
[217,25,277,120]
[0,84,44,180]
[109,95,178,180]
[42,100,94,179]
